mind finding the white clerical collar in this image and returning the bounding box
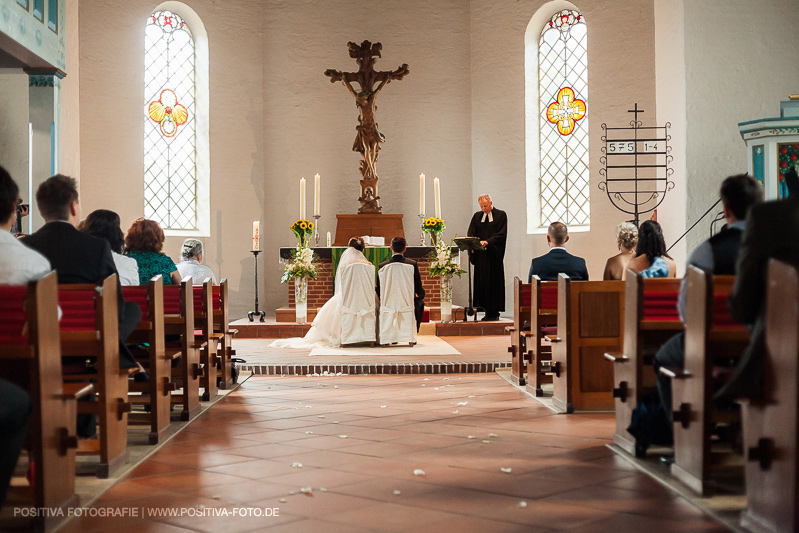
[481,210,493,223]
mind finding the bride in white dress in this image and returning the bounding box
[270,237,371,348]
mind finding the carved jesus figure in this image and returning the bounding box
[325,41,409,214]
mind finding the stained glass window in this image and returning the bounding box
[538,9,589,227]
[144,10,196,230]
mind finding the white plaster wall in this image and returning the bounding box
[60,0,80,180]
[78,0,264,318]
[471,0,657,310]
[0,71,29,207]
[261,0,473,314]
[654,0,687,275]
[682,0,799,254]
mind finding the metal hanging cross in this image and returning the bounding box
[325,41,409,214]
[599,103,674,226]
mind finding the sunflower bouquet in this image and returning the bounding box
[421,217,445,236]
[281,220,318,283]
[291,219,315,246]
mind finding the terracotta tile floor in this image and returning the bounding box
[57,371,731,532]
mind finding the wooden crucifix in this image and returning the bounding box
[325,41,409,214]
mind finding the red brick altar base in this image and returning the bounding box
[286,255,445,309]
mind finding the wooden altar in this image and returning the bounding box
[277,245,458,323]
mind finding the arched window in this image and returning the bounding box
[144,7,209,235]
[526,6,589,231]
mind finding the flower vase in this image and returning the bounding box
[295,277,308,324]
[440,273,453,323]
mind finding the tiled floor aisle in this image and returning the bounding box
[61,373,729,533]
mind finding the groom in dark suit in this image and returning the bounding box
[376,236,426,332]
[528,221,589,282]
[22,175,142,372]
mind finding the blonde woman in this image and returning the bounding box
[603,222,638,280]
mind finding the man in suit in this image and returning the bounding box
[528,221,588,282]
[653,173,762,428]
[715,165,799,401]
[22,175,143,374]
[377,236,426,332]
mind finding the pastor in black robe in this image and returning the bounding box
[467,207,508,317]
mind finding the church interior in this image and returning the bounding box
[1,0,799,531]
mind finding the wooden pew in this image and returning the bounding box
[0,273,83,530]
[213,279,237,389]
[739,259,799,533]
[59,274,130,478]
[524,277,558,396]
[548,275,624,413]
[193,279,221,401]
[122,276,176,444]
[605,274,682,456]
[506,277,530,385]
[661,268,748,496]
[163,278,201,421]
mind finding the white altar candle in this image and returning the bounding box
[419,173,425,216]
[314,173,321,217]
[299,177,306,220]
[252,221,260,251]
[434,177,441,219]
[326,231,331,247]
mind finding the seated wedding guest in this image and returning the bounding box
[716,165,799,402]
[624,220,676,279]
[81,209,139,286]
[125,218,181,285]
[0,166,51,284]
[271,237,372,348]
[22,174,145,379]
[528,221,588,281]
[0,379,31,508]
[176,238,217,285]
[603,221,638,280]
[652,173,762,446]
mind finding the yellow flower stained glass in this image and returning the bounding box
[148,89,189,138]
[546,87,586,136]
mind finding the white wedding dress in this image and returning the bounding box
[270,247,372,349]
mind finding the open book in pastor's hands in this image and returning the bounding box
[453,237,485,251]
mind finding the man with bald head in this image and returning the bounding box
[467,194,507,321]
[528,221,588,282]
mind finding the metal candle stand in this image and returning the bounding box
[247,250,266,322]
[313,215,321,247]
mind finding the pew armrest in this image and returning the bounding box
[545,335,561,343]
[604,352,628,363]
[659,366,691,380]
[62,382,94,400]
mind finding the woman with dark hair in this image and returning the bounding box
[81,209,140,286]
[271,236,370,348]
[124,218,182,285]
[624,220,677,279]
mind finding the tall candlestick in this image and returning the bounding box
[434,177,441,219]
[299,177,306,220]
[419,173,425,216]
[314,173,321,217]
[252,220,260,251]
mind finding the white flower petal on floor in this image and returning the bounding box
[413,469,425,476]
[501,467,512,473]
[393,490,401,495]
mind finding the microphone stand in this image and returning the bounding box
[666,199,722,253]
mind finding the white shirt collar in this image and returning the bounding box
[549,246,566,252]
[480,210,493,223]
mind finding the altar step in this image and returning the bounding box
[274,305,466,323]
[231,310,511,339]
